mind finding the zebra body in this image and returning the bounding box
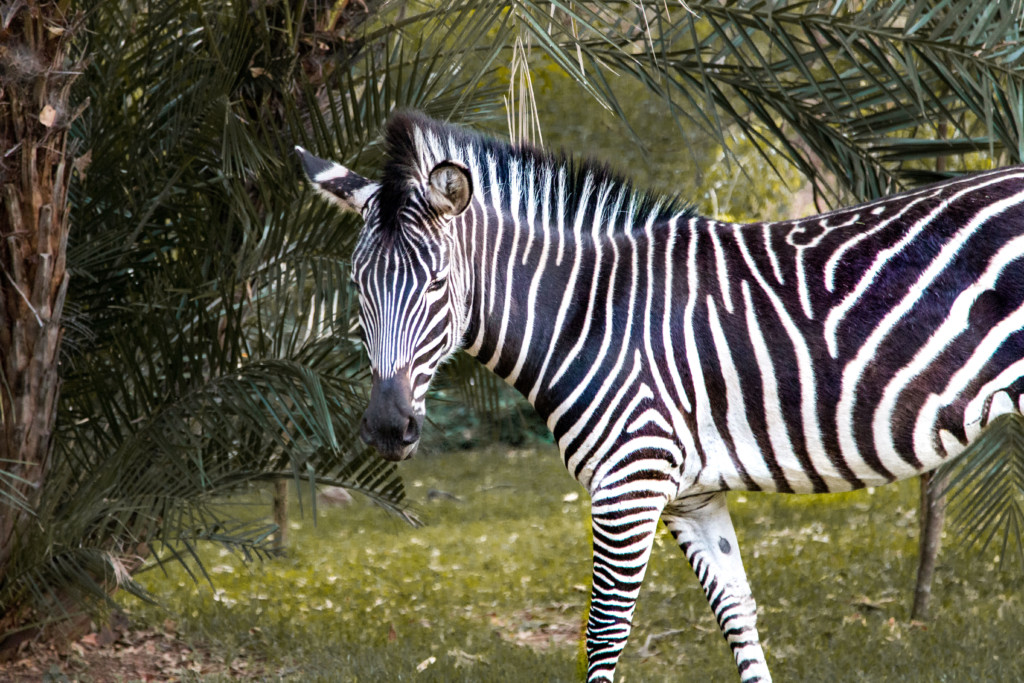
[297,111,1024,682]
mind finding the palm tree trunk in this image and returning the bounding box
[0,2,80,630]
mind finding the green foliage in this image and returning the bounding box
[125,447,1023,681]
[533,64,804,221]
[608,0,1024,204]
[941,413,1024,567]
[4,0,488,635]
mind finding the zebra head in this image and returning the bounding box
[296,138,473,461]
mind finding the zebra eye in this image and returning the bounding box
[426,276,446,292]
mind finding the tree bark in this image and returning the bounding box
[0,1,81,629]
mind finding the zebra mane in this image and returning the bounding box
[377,111,691,236]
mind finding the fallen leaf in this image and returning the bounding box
[416,655,436,672]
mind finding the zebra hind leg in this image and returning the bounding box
[662,492,771,683]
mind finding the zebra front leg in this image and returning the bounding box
[662,492,771,682]
[584,491,665,682]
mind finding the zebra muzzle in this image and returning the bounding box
[361,373,422,461]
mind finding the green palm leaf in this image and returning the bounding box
[577,0,1024,206]
[940,414,1024,567]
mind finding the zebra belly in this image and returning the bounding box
[682,376,1024,496]
[691,279,1024,493]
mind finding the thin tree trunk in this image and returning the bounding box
[0,1,81,633]
[272,479,288,552]
[912,470,947,620]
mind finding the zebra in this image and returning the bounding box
[296,111,1024,682]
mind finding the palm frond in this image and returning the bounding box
[939,413,1024,567]
[0,463,33,514]
[576,0,1024,204]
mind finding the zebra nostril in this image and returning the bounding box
[402,416,419,445]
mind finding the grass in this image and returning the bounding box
[127,445,1023,682]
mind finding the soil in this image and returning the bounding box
[0,616,267,682]
[493,605,581,651]
[0,607,578,681]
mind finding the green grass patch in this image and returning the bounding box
[128,446,1023,681]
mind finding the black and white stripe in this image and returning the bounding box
[298,111,1024,682]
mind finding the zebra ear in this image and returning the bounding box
[427,161,472,217]
[295,146,379,212]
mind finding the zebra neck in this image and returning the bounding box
[459,186,688,429]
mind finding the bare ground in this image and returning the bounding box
[1,617,266,682]
[1,607,579,681]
